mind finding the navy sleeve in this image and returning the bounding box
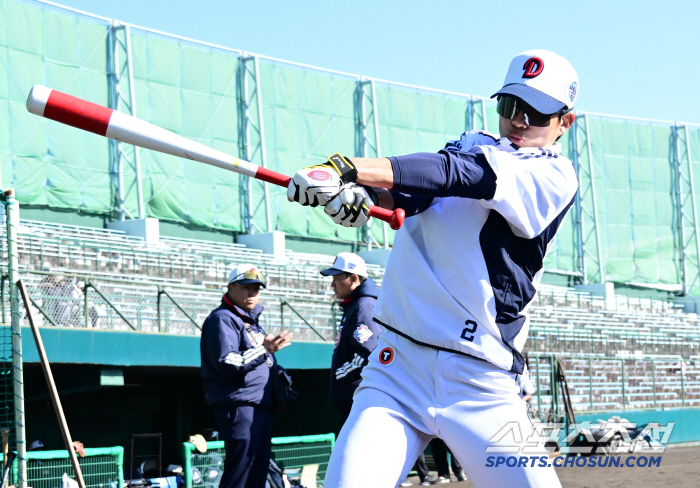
[389,191,433,217]
[204,312,268,376]
[389,149,497,199]
[334,298,381,385]
[351,298,381,359]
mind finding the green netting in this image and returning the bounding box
[542,130,578,274]
[586,118,678,285]
[260,62,359,241]
[0,0,113,213]
[130,33,244,230]
[4,0,700,290]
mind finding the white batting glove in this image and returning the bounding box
[287,153,359,207]
[324,184,377,228]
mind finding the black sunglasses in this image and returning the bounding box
[496,95,568,128]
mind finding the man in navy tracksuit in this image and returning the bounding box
[200,264,293,488]
[321,253,382,422]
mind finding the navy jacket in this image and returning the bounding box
[200,295,275,407]
[330,277,382,408]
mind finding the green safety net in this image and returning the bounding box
[542,130,579,275]
[259,62,362,242]
[587,118,679,285]
[0,0,113,212]
[129,32,244,230]
[3,0,700,290]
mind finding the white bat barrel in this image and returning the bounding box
[106,111,258,177]
[26,84,259,177]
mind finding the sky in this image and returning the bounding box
[43,0,700,125]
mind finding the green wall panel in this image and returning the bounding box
[3,0,700,292]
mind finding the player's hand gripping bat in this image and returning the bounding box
[25,85,405,230]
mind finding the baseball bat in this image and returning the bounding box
[25,85,405,230]
[0,451,15,488]
[1,429,8,471]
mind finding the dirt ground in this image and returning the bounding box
[399,445,699,488]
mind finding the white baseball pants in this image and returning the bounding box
[323,331,561,488]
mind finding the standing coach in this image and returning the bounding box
[200,264,293,488]
[322,253,382,422]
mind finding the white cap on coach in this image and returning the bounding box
[320,252,368,278]
[491,50,579,114]
[228,263,266,287]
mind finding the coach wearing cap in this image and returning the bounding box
[322,253,382,422]
[200,264,293,488]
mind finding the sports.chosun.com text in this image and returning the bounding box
[485,455,662,468]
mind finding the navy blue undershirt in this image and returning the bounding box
[389,149,496,200]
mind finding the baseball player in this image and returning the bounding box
[287,50,578,488]
[321,253,383,423]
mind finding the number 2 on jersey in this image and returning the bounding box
[461,320,478,342]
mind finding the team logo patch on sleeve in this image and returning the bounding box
[353,324,373,344]
[379,346,395,365]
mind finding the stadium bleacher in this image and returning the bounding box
[3,218,700,414]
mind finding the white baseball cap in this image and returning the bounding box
[228,264,266,288]
[320,253,368,278]
[491,50,579,114]
[29,440,44,450]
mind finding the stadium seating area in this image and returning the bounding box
[2,220,388,341]
[3,219,700,413]
[4,219,700,352]
[528,355,700,413]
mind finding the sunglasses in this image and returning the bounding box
[232,269,264,282]
[496,96,565,128]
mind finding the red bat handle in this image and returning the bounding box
[256,168,405,230]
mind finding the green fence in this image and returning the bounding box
[183,434,335,488]
[1,446,124,488]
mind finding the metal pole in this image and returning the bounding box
[481,99,488,132]
[535,357,541,413]
[253,56,272,232]
[584,114,605,282]
[88,284,137,331]
[673,124,688,295]
[242,56,253,234]
[161,289,201,331]
[124,25,145,219]
[5,191,25,488]
[571,119,586,282]
[680,360,686,406]
[370,80,390,249]
[651,359,657,408]
[18,282,86,488]
[684,125,700,293]
[157,287,163,333]
[111,23,126,221]
[83,280,89,328]
[620,359,626,409]
[588,357,593,410]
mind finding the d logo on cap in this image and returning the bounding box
[522,57,544,78]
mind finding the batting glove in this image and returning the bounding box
[325,184,378,228]
[287,153,358,207]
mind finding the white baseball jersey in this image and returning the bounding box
[373,131,578,374]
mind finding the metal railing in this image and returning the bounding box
[527,353,700,419]
[0,270,340,341]
[1,446,124,488]
[183,434,335,488]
